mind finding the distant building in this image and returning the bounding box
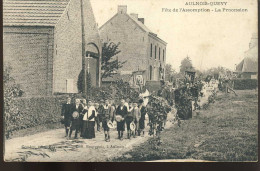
[3,0,102,97]
[235,33,258,79]
[99,5,167,86]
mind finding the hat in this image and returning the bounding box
[115,115,123,122]
[72,111,79,118]
[130,122,136,131]
[107,120,114,129]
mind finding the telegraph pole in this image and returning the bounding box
[80,0,86,96]
[85,54,93,98]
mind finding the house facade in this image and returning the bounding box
[235,33,258,79]
[99,5,167,86]
[3,0,102,97]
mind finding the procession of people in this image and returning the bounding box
[61,97,148,142]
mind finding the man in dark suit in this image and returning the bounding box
[71,99,84,137]
[116,99,128,140]
[61,97,73,137]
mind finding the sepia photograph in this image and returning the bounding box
[2,0,258,162]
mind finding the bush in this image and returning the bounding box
[6,96,66,137]
[233,79,258,90]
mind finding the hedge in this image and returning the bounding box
[233,79,258,90]
[7,95,68,133]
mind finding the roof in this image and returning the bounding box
[236,45,258,73]
[99,12,167,45]
[127,14,151,33]
[127,14,167,45]
[3,0,70,26]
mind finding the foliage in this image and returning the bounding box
[147,95,172,147]
[6,96,65,138]
[179,56,194,74]
[101,41,126,79]
[164,64,176,82]
[77,69,84,94]
[4,64,24,139]
[90,79,140,103]
[233,79,258,90]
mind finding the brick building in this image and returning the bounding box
[99,5,167,86]
[3,0,102,97]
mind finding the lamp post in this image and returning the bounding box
[85,53,93,99]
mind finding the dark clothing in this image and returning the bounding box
[82,121,95,139]
[125,116,133,131]
[116,105,128,131]
[71,104,84,113]
[140,106,147,121]
[117,120,125,131]
[96,105,105,130]
[61,103,73,127]
[102,119,110,131]
[95,115,100,131]
[102,106,111,131]
[139,119,145,130]
[69,117,80,138]
[139,106,147,129]
[71,104,84,134]
[116,105,128,118]
[70,118,80,130]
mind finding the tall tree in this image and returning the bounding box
[179,56,194,74]
[101,41,126,79]
[165,64,176,82]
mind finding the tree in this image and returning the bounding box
[179,56,194,74]
[101,41,126,79]
[164,64,175,82]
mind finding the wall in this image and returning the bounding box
[54,0,82,93]
[99,12,167,82]
[99,13,149,74]
[147,35,167,81]
[3,26,54,97]
[54,0,101,93]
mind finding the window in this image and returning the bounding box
[149,66,153,80]
[155,45,157,59]
[150,43,152,57]
[163,49,165,61]
[159,48,161,60]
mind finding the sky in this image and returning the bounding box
[90,0,258,72]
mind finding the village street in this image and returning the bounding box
[4,90,211,162]
[4,112,175,162]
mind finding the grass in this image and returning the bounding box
[110,90,258,162]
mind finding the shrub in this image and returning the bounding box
[6,96,65,137]
[4,64,24,138]
[233,79,258,90]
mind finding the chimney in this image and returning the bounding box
[130,13,138,20]
[138,18,144,24]
[118,5,127,14]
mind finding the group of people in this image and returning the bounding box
[61,97,147,142]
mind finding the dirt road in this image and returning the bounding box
[4,89,211,162]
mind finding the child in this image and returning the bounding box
[103,99,111,142]
[68,111,81,139]
[125,102,134,139]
